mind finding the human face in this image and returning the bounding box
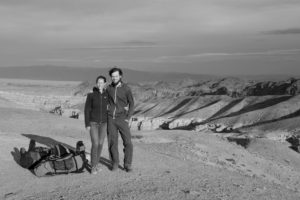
[97,78,106,90]
[111,71,122,84]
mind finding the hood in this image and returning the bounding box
[93,87,107,93]
[93,87,99,92]
[111,81,124,87]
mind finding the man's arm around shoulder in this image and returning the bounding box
[125,85,134,121]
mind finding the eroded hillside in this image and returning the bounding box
[69,77,300,140]
[1,77,300,140]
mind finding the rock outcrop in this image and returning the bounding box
[127,77,300,101]
[0,91,84,118]
[286,135,300,152]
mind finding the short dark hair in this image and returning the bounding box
[109,67,123,76]
[96,75,106,83]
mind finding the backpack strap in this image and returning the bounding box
[52,160,57,174]
[54,153,73,162]
[53,144,71,157]
[63,160,67,172]
[73,156,78,171]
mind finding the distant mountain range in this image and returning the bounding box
[0,66,216,83]
[0,65,298,83]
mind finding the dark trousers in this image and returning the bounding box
[108,117,133,167]
[90,122,107,168]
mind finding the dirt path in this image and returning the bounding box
[0,107,300,200]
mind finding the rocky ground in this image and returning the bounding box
[1,106,300,200]
[0,79,300,200]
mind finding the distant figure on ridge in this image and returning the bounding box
[84,75,109,175]
[107,67,134,172]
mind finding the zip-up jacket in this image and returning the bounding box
[84,87,108,127]
[107,82,134,120]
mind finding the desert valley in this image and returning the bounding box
[1,72,300,200]
[2,0,300,199]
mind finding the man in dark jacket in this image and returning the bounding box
[107,67,134,172]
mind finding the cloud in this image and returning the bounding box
[0,1,166,45]
[81,46,157,49]
[64,45,160,51]
[1,0,300,69]
[75,40,160,50]
[1,0,300,47]
[35,58,82,63]
[122,40,157,46]
[211,0,300,10]
[263,28,300,35]
[155,49,300,62]
[189,49,300,57]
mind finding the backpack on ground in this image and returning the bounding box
[19,140,88,177]
[20,140,50,169]
[33,152,86,177]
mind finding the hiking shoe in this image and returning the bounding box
[124,165,133,173]
[96,164,102,172]
[91,166,98,175]
[111,164,118,171]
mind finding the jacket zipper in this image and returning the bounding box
[113,86,118,119]
[100,92,102,122]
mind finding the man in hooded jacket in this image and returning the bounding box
[107,67,134,172]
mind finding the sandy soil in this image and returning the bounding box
[0,79,300,200]
[0,78,80,96]
[0,105,300,200]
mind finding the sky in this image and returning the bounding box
[0,0,300,75]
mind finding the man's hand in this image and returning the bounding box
[125,117,131,123]
[86,126,91,131]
